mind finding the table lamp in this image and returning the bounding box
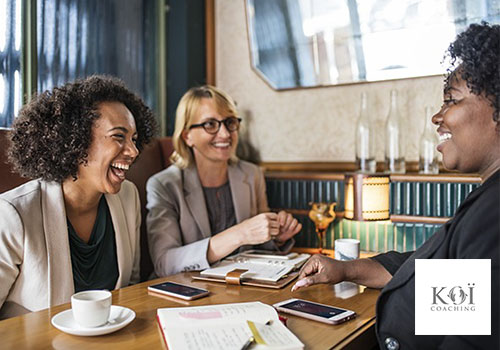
[344,173,390,221]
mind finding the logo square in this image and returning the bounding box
[415,259,491,335]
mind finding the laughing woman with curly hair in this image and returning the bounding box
[0,75,156,319]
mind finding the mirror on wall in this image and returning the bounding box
[246,0,500,90]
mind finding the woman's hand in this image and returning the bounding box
[237,213,280,245]
[291,254,347,291]
[291,255,392,291]
[274,210,302,243]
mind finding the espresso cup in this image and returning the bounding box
[71,290,112,328]
[334,239,360,261]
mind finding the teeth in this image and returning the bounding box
[213,142,230,147]
[111,163,130,170]
[439,133,452,142]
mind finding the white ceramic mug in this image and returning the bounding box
[71,290,112,328]
[334,239,360,261]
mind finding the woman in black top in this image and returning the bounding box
[292,22,499,349]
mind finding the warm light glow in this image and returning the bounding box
[345,174,390,221]
[345,180,354,219]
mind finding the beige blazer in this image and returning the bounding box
[146,160,288,277]
[0,179,141,319]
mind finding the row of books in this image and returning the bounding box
[265,178,479,217]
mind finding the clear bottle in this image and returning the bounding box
[355,92,376,173]
[384,90,406,173]
[419,106,439,174]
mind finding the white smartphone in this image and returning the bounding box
[273,298,356,325]
[148,281,210,300]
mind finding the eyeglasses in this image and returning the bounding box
[189,117,242,134]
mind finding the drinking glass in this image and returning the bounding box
[308,202,336,255]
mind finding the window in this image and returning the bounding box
[0,0,22,128]
[0,0,164,128]
[247,0,500,89]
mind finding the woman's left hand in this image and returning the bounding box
[274,210,302,243]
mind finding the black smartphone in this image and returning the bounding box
[148,281,210,300]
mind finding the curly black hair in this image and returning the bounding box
[9,75,157,182]
[445,22,500,123]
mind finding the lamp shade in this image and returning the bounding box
[344,173,390,221]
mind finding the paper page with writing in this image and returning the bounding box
[157,302,303,350]
[247,320,303,349]
[200,253,310,282]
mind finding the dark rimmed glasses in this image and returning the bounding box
[189,117,242,134]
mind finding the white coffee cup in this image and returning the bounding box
[71,290,112,328]
[335,239,360,261]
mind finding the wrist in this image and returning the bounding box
[231,224,246,246]
[273,236,285,245]
[340,260,355,282]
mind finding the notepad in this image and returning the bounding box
[156,302,304,350]
[200,253,310,282]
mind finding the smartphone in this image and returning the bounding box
[148,282,209,300]
[239,250,298,260]
[273,298,356,325]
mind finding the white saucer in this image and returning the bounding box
[51,305,135,336]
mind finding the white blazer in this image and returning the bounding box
[0,179,141,319]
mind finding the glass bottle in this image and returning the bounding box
[355,92,376,173]
[384,90,406,173]
[419,106,439,174]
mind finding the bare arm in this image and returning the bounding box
[292,254,392,291]
[207,212,280,263]
[207,207,305,263]
[343,258,392,288]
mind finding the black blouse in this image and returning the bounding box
[202,181,236,235]
[67,196,119,293]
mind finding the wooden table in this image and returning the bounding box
[0,272,379,349]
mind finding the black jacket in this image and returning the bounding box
[372,170,499,349]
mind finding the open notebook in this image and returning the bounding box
[199,252,310,283]
[157,302,304,350]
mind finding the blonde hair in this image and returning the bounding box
[170,85,240,169]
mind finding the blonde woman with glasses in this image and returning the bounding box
[146,85,302,277]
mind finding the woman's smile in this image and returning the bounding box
[436,128,452,152]
[109,161,130,182]
[211,141,231,148]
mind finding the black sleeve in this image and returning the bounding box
[370,251,414,276]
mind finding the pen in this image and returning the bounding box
[241,320,271,349]
[240,336,254,350]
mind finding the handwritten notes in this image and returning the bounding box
[157,302,304,350]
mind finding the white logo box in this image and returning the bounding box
[415,259,491,335]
